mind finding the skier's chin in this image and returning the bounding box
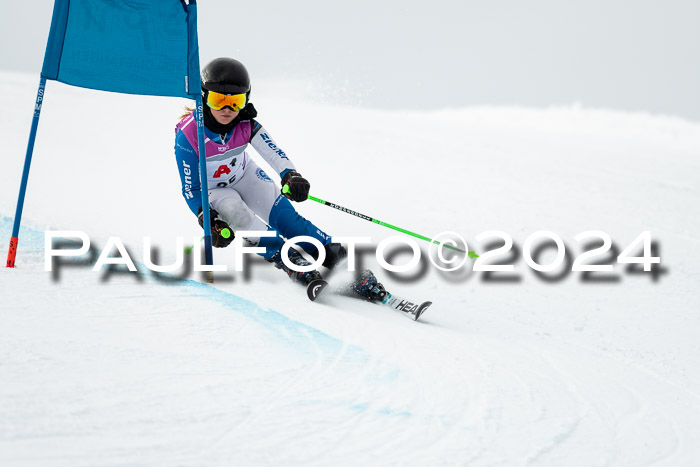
[212,115,234,125]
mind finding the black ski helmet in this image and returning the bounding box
[201,57,251,96]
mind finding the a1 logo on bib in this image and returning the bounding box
[213,165,231,178]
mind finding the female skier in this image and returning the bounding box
[174,57,383,299]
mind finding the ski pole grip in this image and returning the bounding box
[282,183,311,200]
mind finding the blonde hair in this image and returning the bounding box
[179,105,196,121]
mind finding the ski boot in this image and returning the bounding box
[350,269,387,302]
[310,242,347,272]
[269,248,323,286]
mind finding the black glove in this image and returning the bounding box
[198,207,235,248]
[281,170,310,202]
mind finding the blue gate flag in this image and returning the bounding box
[42,0,200,98]
[7,0,214,269]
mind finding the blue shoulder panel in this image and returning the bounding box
[175,128,202,215]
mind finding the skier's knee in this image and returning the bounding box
[215,198,254,231]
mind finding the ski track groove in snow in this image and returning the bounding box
[204,326,344,457]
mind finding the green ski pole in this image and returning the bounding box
[283,185,479,258]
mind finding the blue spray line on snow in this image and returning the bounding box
[0,216,442,422]
[0,216,405,392]
[0,214,346,354]
[0,215,343,351]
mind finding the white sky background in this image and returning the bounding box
[1,0,698,120]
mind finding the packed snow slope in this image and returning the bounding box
[1,70,700,466]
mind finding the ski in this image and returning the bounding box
[379,292,432,321]
[307,269,432,321]
[306,279,329,301]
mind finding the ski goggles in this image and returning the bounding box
[205,91,247,111]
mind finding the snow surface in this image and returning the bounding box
[1,70,700,466]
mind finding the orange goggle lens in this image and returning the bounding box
[206,91,247,111]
